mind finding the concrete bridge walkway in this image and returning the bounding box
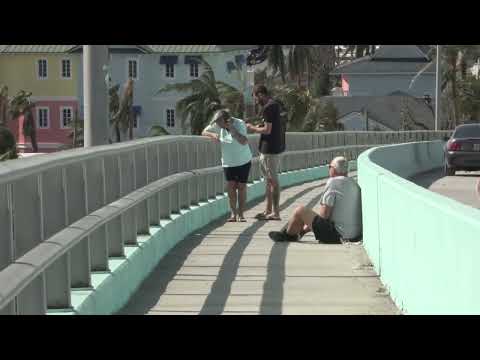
[119,176,399,315]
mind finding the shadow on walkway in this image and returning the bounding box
[119,181,327,315]
[259,190,326,315]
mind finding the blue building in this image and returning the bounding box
[74,45,254,137]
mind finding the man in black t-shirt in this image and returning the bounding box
[246,85,285,221]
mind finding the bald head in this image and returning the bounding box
[330,156,348,176]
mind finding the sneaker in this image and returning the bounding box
[268,231,298,242]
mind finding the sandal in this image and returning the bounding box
[254,212,269,220]
[265,214,281,221]
[227,216,237,222]
[238,216,247,222]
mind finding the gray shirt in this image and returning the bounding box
[320,176,362,239]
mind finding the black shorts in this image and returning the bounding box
[223,161,252,183]
[312,215,341,244]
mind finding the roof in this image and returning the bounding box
[320,93,434,130]
[331,45,436,75]
[0,45,255,54]
[364,95,434,130]
[148,45,255,53]
[0,45,76,53]
[319,96,373,118]
[371,45,430,61]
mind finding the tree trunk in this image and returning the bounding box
[72,120,77,147]
[128,110,133,140]
[305,59,310,91]
[115,124,121,142]
[30,129,38,152]
[24,110,38,153]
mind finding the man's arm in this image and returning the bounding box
[318,204,332,219]
[246,122,272,135]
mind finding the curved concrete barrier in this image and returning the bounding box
[358,141,480,314]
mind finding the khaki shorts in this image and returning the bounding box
[260,153,280,182]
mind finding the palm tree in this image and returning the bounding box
[0,85,8,126]
[157,60,244,135]
[247,45,287,83]
[149,124,170,137]
[108,84,121,142]
[309,45,337,96]
[66,109,84,148]
[271,84,311,131]
[110,79,135,141]
[337,45,376,63]
[287,45,312,88]
[0,125,18,161]
[441,45,480,127]
[9,90,38,153]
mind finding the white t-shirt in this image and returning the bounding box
[321,176,362,239]
[203,118,253,168]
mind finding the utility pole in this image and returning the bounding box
[435,45,442,131]
[83,45,109,147]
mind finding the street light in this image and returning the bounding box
[83,45,109,147]
[435,45,441,131]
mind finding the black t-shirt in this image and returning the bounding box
[258,99,285,154]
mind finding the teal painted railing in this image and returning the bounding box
[358,141,480,314]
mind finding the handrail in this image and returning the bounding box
[0,172,193,309]
[358,141,480,314]
[0,144,367,312]
[0,131,451,314]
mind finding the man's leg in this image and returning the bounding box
[271,178,281,218]
[259,154,273,216]
[227,181,238,221]
[265,182,273,215]
[285,205,318,236]
[266,155,281,219]
[269,206,319,242]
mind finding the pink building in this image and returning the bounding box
[7,100,78,153]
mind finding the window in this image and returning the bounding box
[37,108,49,128]
[60,107,73,128]
[38,59,48,79]
[190,62,199,78]
[166,109,175,128]
[128,59,138,80]
[165,64,175,78]
[61,59,71,78]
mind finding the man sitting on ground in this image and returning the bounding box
[268,156,362,243]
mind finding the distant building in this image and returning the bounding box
[71,45,253,137]
[0,45,253,151]
[0,45,81,152]
[331,45,435,98]
[319,92,434,131]
[325,45,436,130]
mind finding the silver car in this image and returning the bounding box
[444,123,480,176]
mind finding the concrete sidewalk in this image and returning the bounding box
[119,177,399,315]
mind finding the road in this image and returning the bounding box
[411,169,480,209]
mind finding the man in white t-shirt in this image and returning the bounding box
[202,110,253,222]
[269,156,362,243]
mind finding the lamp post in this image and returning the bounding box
[435,45,442,131]
[83,45,109,147]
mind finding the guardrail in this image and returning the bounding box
[0,131,450,314]
[358,140,480,314]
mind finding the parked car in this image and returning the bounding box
[443,123,480,176]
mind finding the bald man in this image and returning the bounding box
[269,156,362,243]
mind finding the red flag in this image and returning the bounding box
[342,75,349,96]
